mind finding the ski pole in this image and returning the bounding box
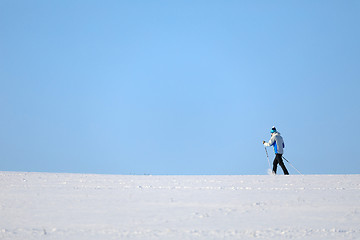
[264,147,271,169]
[282,156,303,175]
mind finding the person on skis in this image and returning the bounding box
[263,126,289,175]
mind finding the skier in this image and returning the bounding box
[263,126,289,175]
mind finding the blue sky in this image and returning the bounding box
[1,1,359,175]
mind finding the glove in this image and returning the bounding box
[262,141,266,144]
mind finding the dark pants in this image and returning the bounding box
[273,154,289,175]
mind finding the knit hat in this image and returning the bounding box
[271,126,277,133]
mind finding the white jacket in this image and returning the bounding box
[264,132,285,154]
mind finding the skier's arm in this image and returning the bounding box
[263,135,275,147]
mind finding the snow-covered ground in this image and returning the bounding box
[1,172,360,239]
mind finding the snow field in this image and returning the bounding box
[1,172,360,239]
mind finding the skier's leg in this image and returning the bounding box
[277,155,289,175]
[272,157,278,174]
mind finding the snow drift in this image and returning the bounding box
[1,172,360,239]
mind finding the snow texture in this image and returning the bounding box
[1,172,360,239]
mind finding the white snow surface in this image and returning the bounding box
[1,172,360,240]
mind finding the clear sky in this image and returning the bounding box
[1,1,359,175]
